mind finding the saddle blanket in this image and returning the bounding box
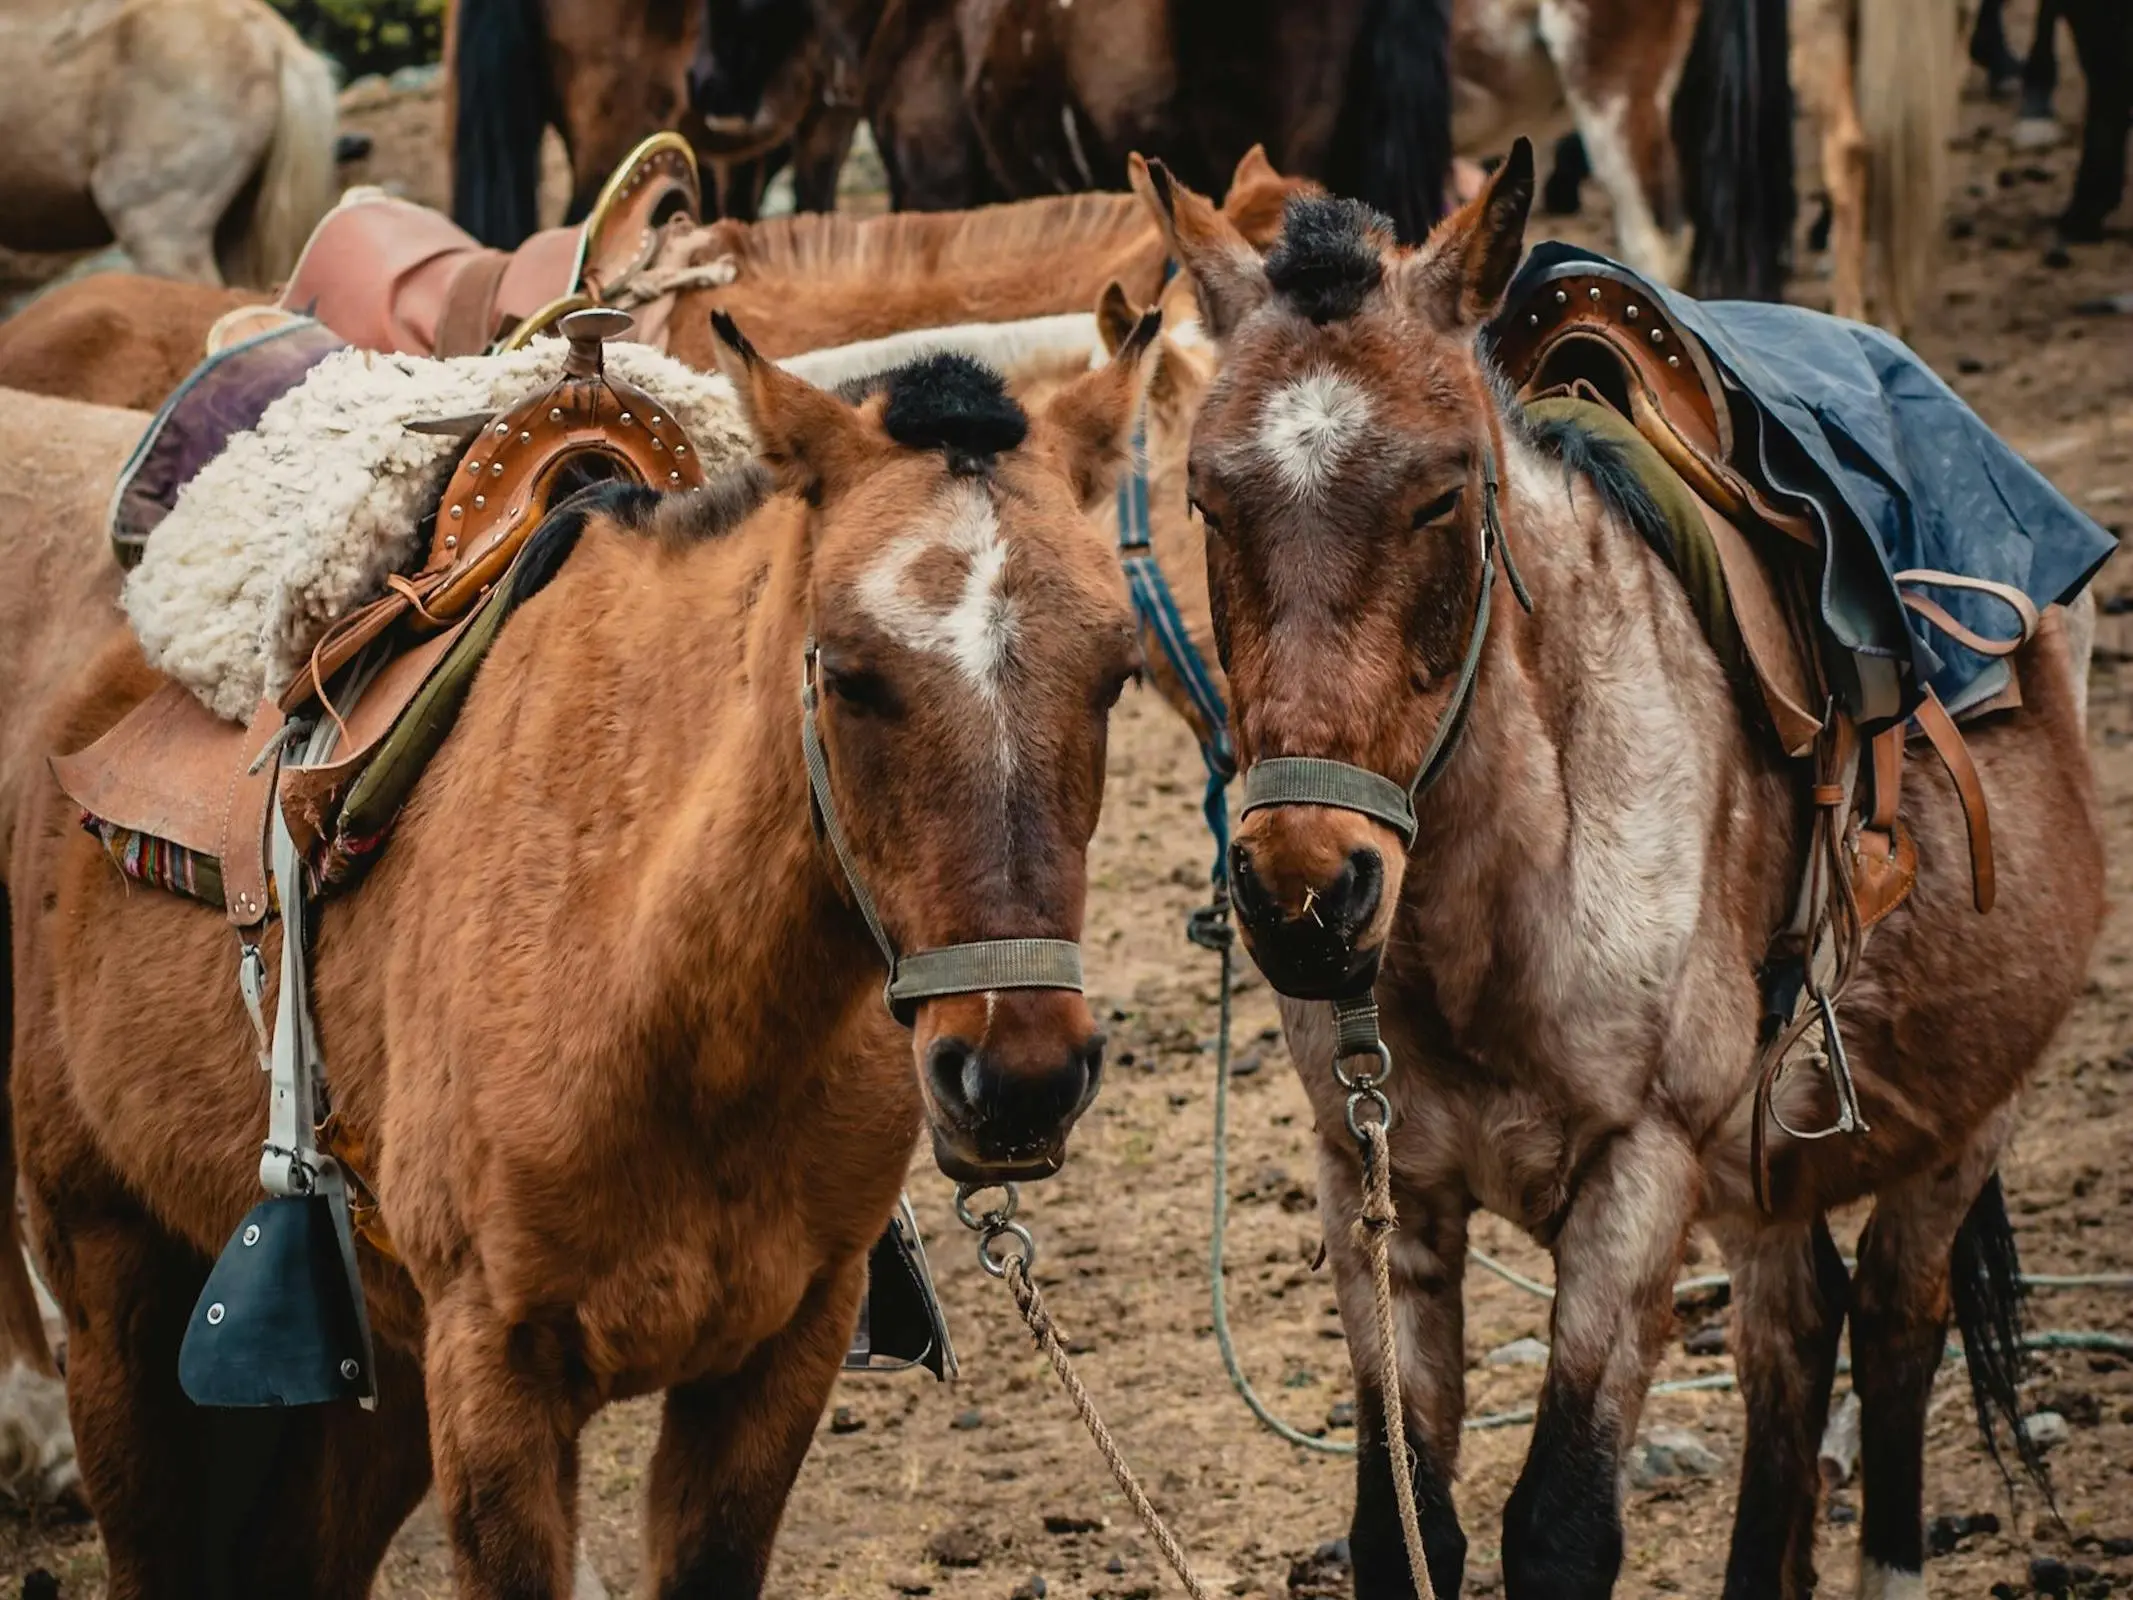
[1500,244,2116,714]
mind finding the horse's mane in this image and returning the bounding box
[693,192,1155,285]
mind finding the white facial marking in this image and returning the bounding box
[855,485,1019,769]
[1256,369,1374,500]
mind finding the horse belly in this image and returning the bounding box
[1452,0,1566,153]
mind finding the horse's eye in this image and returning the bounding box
[1412,485,1464,529]
[1189,497,1224,537]
[823,664,897,715]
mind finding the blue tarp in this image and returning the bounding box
[1499,243,2117,714]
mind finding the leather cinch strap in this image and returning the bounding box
[800,641,1084,1023]
[1239,448,1530,850]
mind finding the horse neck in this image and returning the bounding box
[1394,424,1785,1041]
[436,504,882,1073]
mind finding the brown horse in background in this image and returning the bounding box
[5,319,1157,1590]
[1142,150,2102,1598]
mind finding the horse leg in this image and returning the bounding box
[1791,0,1870,319]
[2018,0,2063,123]
[1318,1137,1469,1599]
[27,1177,210,1594]
[1501,1123,1701,1600]
[644,1257,867,1595]
[2059,0,2129,241]
[427,1277,587,1599]
[1542,0,1696,284]
[1711,1216,1850,1600]
[1850,1116,2011,1600]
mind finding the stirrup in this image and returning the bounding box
[843,1195,958,1379]
[1765,985,1871,1141]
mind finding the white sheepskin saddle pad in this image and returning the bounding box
[121,342,756,722]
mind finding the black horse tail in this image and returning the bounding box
[1949,1172,2056,1506]
[450,0,551,248]
[1333,0,1454,244]
[1672,0,1793,299]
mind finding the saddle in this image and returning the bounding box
[279,133,704,358]
[1491,261,2043,1207]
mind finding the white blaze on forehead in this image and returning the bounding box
[855,483,1020,764]
[1256,369,1374,499]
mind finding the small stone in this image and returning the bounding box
[1042,1514,1105,1535]
[830,1406,866,1434]
[1929,1513,1965,1555]
[952,1408,985,1431]
[2023,1410,2072,1451]
[1957,356,1987,375]
[1011,1579,1047,1600]
[2040,1390,2103,1427]
[1628,1428,1724,1489]
[1326,1399,1356,1429]
[888,1578,933,1597]
[2032,1555,2072,1596]
[1106,1555,1126,1574]
[1230,1052,1263,1078]
[928,1525,995,1568]
[1683,1318,1728,1357]
[1484,1337,1551,1368]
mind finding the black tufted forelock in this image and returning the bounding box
[843,352,1028,465]
[1265,195,1395,324]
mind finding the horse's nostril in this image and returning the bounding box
[925,1037,982,1118]
[1340,847,1384,935]
[1229,844,1276,921]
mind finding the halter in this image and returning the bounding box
[801,641,1085,1026]
[1238,447,1530,849]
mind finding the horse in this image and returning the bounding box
[2057,0,2130,244]
[0,146,1302,412]
[446,0,856,247]
[793,0,1455,244]
[1136,148,2105,1599]
[0,0,337,287]
[3,306,1158,1590]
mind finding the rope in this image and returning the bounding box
[1356,1118,1438,1600]
[1470,1249,2133,1306]
[1003,1257,1214,1600]
[604,256,739,310]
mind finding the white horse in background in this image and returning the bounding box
[0,0,338,286]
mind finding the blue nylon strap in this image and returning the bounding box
[1117,420,1236,886]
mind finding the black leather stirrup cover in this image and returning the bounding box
[179,1193,371,1407]
[844,1199,957,1380]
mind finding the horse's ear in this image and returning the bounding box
[1037,307,1162,510]
[709,311,872,497]
[1395,136,1534,333]
[1227,142,1277,194]
[1129,153,1269,340]
[1095,280,1141,354]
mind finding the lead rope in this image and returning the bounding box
[957,1188,1213,1600]
[1334,1001,1439,1600]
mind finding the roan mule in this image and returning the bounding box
[1137,149,2104,1599]
[5,321,1156,1594]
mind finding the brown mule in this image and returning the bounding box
[7,319,1157,1593]
[1138,151,2103,1599]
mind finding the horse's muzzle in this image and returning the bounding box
[917,992,1105,1183]
[1228,837,1386,1001]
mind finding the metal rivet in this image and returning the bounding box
[340,1358,361,1381]
[549,408,563,422]
[669,471,681,483]
[520,431,531,443]
[1625,304,1639,320]
[491,462,503,476]
[1667,355,1681,367]
[493,421,509,435]
[1527,313,1539,326]
[473,495,485,509]
[444,535,458,550]
[1555,289,1568,304]
[449,504,463,519]
[620,412,633,424]
[206,1303,225,1325]
[242,1224,260,1247]
[1651,327,1665,344]
[1589,286,1602,301]
[650,416,662,427]
[652,438,664,451]
[674,444,687,456]
[466,460,480,475]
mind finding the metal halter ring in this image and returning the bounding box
[977,1220,1037,1280]
[1333,1041,1394,1093]
[953,1181,1019,1232]
[1345,1087,1394,1146]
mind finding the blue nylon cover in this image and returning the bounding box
[1497,243,2117,713]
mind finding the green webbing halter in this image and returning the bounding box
[801,641,1085,1025]
[1238,448,1530,846]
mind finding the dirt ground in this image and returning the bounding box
[3,24,2131,1600]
